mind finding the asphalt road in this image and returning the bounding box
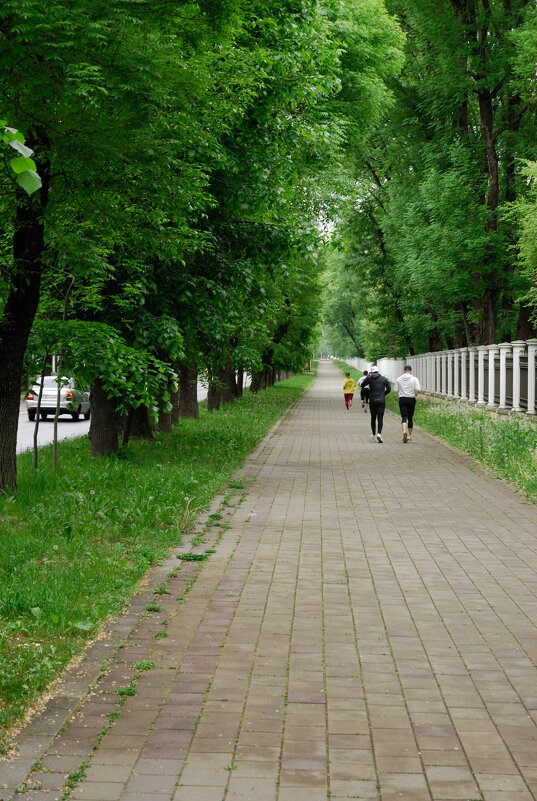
[16,405,91,454]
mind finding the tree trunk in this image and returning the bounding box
[249,372,262,394]
[0,171,49,491]
[207,380,222,411]
[236,370,244,397]
[219,357,236,404]
[516,304,535,340]
[454,301,472,347]
[342,320,364,357]
[177,364,199,419]
[476,88,500,344]
[501,93,524,336]
[128,405,154,440]
[89,380,119,456]
[427,305,444,351]
[475,285,498,346]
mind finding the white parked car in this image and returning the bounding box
[26,376,90,422]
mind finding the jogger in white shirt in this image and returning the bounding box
[393,365,421,443]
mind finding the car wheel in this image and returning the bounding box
[40,412,48,421]
[71,406,81,422]
[28,410,36,421]
[83,408,91,420]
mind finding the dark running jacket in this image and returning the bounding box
[361,373,391,404]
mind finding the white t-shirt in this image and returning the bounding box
[394,373,421,397]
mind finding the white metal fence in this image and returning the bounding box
[337,356,405,383]
[337,337,537,416]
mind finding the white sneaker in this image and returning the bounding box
[371,435,376,442]
[377,434,383,443]
[408,436,412,441]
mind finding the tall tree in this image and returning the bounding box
[324,0,537,359]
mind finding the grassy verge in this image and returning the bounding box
[0,372,314,747]
[334,359,537,502]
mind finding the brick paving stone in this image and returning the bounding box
[279,770,327,788]
[172,788,224,801]
[89,750,139,767]
[69,783,122,801]
[83,765,133,783]
[232,760,278,778]
[329,779,378,797]
[278,790,328,801]
[226,776,276,799]
[123,773,177,794]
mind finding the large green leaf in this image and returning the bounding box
[16,169,42,195]
[3,127,25,145]
[7,138,33,159]
[10,156,37,174]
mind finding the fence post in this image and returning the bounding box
[511,341,525,413]
[447,351,453,398]
[477,345,487,407]
[468,346,477,404]
[498,342,511,413]
[460,347,468,401]
[487,345,499,410]
[453,349,460,399]
[526,339,537,416]
[435,352,441,395]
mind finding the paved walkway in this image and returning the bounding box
[3,360,537,801]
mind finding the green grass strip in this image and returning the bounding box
[0,372,314,746]
[334,359,537,503]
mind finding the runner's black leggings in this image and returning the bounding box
[399,396,416,428]
[360,387,369,403]
[369,401,385,435]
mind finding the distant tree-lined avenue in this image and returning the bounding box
[1,0,537,491]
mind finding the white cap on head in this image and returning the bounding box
[370,366,379,372]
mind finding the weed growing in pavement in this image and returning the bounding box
[61,761,88,799]
[335,360,537,502]
[15,779,43,794]
[177,551,210,561]
[132,660,154,671]
[145,602,162,612]
[0,372,314,741]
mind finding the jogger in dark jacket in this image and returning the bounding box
[360,367,391,443]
